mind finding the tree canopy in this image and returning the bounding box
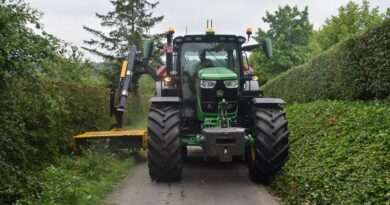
[250,5,313,81]
[250,0,388,82]
[310,0,384,52]
[0,0,93,85]
[83,0,164,61]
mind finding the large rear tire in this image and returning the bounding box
[181,145,187,160]
[248,106,289,183]
[147,104,182,181]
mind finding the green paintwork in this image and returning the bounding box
[181,132,253,147]
[247,134,254,146]
[143,38,154,59]
[203,117,219,126]
[263,38,273,58]
[196,97,204,121]
[175,38,260,149]
[198,67,237,80]
[181,134,201,146]
[195,97,237,122]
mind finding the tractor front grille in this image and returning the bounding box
[200,80,238,113]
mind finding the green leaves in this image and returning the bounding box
[263,19,390,102]
[271,101,390,204]
[0,0,96,86]
[251,0,388,83]
[251,5,313,80]
[0,1,152,203]
[21,152,135,205]
[82,0,164,61]
[0,77,151,203]
[312,0,384,51]
[0,79,109,203]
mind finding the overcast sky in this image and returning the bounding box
[25,0,389,61]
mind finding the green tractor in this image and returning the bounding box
[146,27,289,182]
[74,26,288,183]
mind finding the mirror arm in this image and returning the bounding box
[242,43,262,52]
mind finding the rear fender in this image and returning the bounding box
[150,96,181,104]
[155,80,179,97]
[251,98,285,107]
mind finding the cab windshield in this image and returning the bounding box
[180,42,240,77]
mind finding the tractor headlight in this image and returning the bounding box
[224,80,238,88]
[200,80,216,89]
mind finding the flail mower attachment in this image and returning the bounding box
[72,129,147,150]
[72,41,158,151]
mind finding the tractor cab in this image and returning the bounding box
[174,35,246,117]
[174,35,246,76]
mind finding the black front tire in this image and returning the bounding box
[181,145,187,160]
[147,104,182,181]
[248,106,289,183]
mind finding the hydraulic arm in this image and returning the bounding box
[110,44,158,128]
[73,41,162,150]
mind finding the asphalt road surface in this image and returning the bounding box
[105,147,280,205]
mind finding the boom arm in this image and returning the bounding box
[111,44,159,128]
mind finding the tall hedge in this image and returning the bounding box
[271,101,390,204]
[262,19,390,103]
[0,78,150,202]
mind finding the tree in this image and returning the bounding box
[0,0,91,84]
[250,5,313,81]
[1,1,103,202]
[311,0,384,52]
[83,0,164,62]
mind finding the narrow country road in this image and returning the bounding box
[105,148,280,205]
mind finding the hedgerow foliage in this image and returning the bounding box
[271,101,390,204]
[0,0,98,86]
[0,1,152,203]
[0,78,111,202]
[262,19,390,102]
[0,78,150,203]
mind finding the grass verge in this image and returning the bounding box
[17,151,135,205]
[270,100,390,204]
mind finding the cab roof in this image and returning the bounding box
[173,34,247,45]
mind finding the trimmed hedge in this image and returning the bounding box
[0,78,150,203]
[271,101,390,204]
[262,19,390,103]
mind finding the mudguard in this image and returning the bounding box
[150,96,181,104]
[155,80,178,97]
[252,98,285,105]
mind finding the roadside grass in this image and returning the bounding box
[19,151,135,205]
[271,100,390,204]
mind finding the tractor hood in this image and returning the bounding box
[198,67,237,81]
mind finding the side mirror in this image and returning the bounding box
[241,38,272,58]
[262,38,272,58]
[143,39,154,63]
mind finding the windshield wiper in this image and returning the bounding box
[206,50,226,68]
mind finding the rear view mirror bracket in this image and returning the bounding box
[241,38,272,58]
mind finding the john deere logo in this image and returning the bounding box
[216,90,224,97]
